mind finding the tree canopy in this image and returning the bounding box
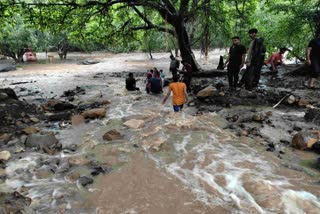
[0,0,319,66]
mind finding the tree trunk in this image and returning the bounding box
[174,17,200,72]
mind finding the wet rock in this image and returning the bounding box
[292,132,319,150]
[63,144,78,153]
[69,156,91,166]
[56,161,70,173]
[62,86,85,97]
[280,139,290,145]
[103,129,123,141]
[265,111,273,117]
[66,171,81,182]
[48,112,72,121]
[25,133,59,152]
[22,126,40,135]
[0,88,18,99]
[293,126,302,131]
[239,89,256,98]
[0,92,8,100]
[0,133,11,143]
[239,130,249,136]
[0,151,11,161]
[29,117,40,123]
[266,143,275,152]
[123,119,145,129]
[142,139,166,152]
[90,166,112,176]
[78,176,93,187]
[286,95,296,104]
[196,85,217,98]
[14,147,25,153]
[35,168,53,179]
[0,191,32,213]
[304,109,320,125]
[0,65,16,72]
[252,113,265,122]
[81,108,106,119]
[81,60,100,65]
[298,98,309,107]
[71,115,85,126]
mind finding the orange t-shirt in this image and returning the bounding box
[266,52,282,64]
[169,82,186,105]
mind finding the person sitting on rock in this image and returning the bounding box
[145,70,153,93]
[266,47,287,72]
[162,74,188,112]
[148,70,163,94]
[126,73,139,91]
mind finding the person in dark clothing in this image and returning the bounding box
[306,31,320,88]
[169,55,180,77]
[126,73,139,91]
[180,60,193,92]
[148,70,163,93]
[224,36,246,89]
[240,28,266,90]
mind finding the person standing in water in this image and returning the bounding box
[162,74,188,112]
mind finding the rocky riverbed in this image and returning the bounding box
[0,52,320,213]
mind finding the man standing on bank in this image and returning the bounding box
[244,28,266,90]
[224,36,246,90]
[306,30,320,89]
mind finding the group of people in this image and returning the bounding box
[225,28,320,90]
[126,28,320,112]
[224,28,266,91]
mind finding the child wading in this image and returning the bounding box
[162,74,188,112]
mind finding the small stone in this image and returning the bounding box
[102,129,123,141]
[22,127,40,135]
[69,157,91,166]
[14,147,25,153]
[292,133,306,150]
[78,176,93,187]
[29,117,40,123]
[218,92,225,97]
[81,108,106,119]
[265,111,273,117]
[286,95,296,104]
[0,133,11,143]
[252,113,264,122]
[66,171,80,182]
[0,151,11,161]
[123,119,145,129]
[71,115,85,126]
[35,168,53,179]
[298,98,309,107]
[239,130,249,136]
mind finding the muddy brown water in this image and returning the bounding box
[1,52,320,213]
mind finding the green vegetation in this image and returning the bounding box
[0,0,319,67]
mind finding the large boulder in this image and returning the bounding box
[81,108,106,119]
[196,85,217,98]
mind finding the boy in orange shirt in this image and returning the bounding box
[162,74,188,112]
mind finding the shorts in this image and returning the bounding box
[173,104,184,112]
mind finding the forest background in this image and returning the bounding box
[0,0,319,69]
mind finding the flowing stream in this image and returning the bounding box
[0,52,320,213]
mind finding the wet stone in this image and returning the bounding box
[196,85,217,98]
[71,115,85,126]
[48,112,72,121]
[123,119,145,129]
[103,129,123,141]
[78,176,93,187]
[25,133,59,151]
[0,151,11,161]
[81,108,106,119]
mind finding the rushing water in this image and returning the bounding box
[1,52,320,213]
